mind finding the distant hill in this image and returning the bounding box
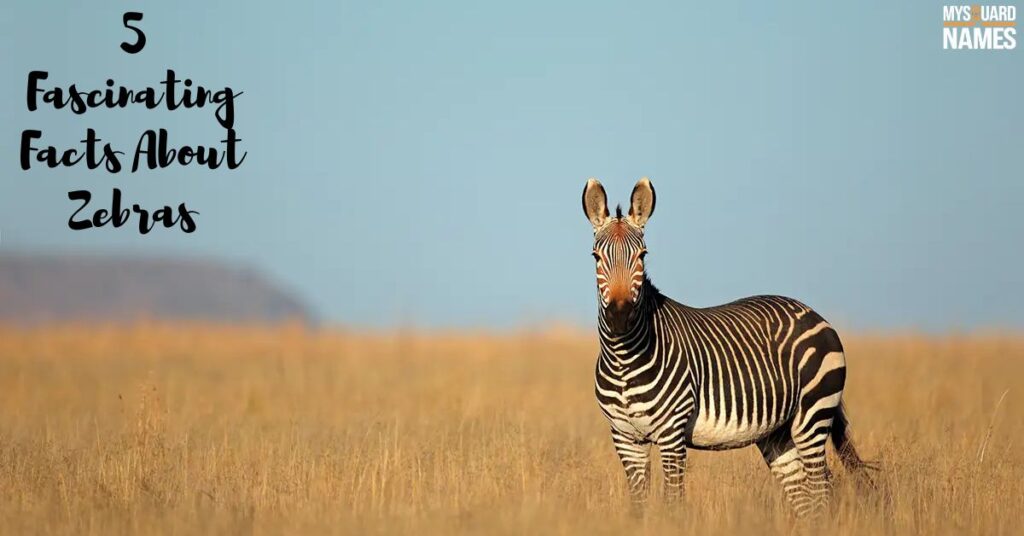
[0,255,313,324]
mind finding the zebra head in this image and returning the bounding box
[582,178,656,332]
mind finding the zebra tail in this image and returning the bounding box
[831,402,880,479]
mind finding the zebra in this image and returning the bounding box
[582,177,874,517]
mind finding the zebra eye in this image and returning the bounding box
[592,251,601,261]
[638,250,648,260]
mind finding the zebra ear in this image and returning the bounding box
[582,178,609,229]
[628,177,656,228]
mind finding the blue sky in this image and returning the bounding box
[1,1,1021,330]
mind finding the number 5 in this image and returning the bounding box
[121,12,146,54]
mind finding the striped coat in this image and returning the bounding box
[583,178,873,516]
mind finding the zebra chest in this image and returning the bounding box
[604,401,657,440]
[624,404,657,437]
[606,377,660,439]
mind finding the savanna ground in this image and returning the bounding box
[0,323,1021,535]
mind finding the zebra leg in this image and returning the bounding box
[792,406,838,517]
[757,425,810,515]
[611,428,651,508]
[791,347,846,516]
[657,440,687,503]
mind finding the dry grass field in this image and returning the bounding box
[0,323,1021,535]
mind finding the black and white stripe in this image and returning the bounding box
[583,178,873,516]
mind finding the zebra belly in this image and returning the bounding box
[688,408,780,449]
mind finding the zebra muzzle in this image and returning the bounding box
[605,299,634,332]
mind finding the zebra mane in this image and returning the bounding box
[615,204,623,218]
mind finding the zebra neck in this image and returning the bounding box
[598,278,658,366]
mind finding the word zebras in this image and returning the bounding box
[583,178,874,517]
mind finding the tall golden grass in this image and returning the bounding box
[0,323,1021,534]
